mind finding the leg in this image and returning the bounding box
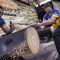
[39,27,52,41]
[52,27,60,60]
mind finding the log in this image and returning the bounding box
[0,27,40,59]
[25,41,58,60]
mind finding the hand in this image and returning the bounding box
[10,21,15,31]
[36,23,41,26]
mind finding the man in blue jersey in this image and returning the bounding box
[0,6,15,35]
[38,3,53,42]
[36,3,60,60]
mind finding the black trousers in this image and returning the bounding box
[52,26,60,55]
[38,27,52,40]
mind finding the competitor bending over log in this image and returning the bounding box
[35,3,60,60]
[0,6,15,35]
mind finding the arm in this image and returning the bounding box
[37,14,59,26]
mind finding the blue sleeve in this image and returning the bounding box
[43,14,47,20]
[53,10,59,15]
[0,18,5,25]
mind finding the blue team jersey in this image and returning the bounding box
[0,17,5,25]
[43,9,59,20]
[43,9,60,27]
